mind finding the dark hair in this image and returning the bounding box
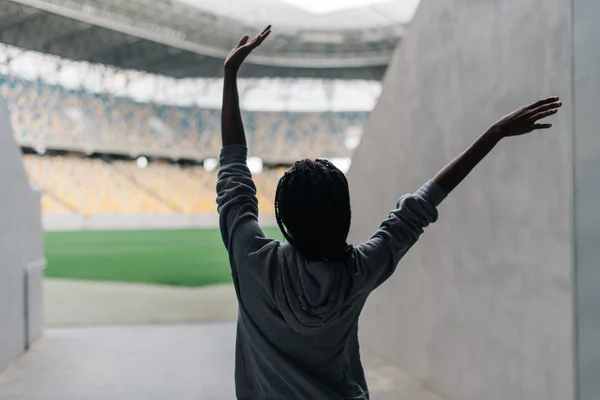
[274,159,352,262]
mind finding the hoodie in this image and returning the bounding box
[216,145,446,399]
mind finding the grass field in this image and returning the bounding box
[44,228,284,287]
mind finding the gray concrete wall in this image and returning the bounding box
[0,97,45,372]
[347,1,575,399]
[572,0,600,399]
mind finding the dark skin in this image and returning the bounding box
[432,97,562,193]
[221,26,271,147]
[221,26,562,196]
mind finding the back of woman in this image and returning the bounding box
[218,25,561,400]
[218,143,444,399]
[233,243,369,398]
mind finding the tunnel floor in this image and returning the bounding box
[0,323,442,400]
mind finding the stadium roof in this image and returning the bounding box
[0,0,418,80]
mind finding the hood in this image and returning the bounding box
[274,244,357,334]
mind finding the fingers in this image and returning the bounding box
[248,25,272,47]
[525,96,560,110]
[531,123,553,130]
[528,101,562,115]
[258,29,271,43]
[519,123,552,135]
[249,32,271,49]
[530,108,559,121]
[237,35,250,48]
[525,100,562,122]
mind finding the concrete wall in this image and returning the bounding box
[42,214,276,231]
[0,97,45,372]
[572,0,600,399]
[347,1,575,399]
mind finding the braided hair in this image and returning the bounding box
[275,159,352,262]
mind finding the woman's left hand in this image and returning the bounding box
[224,25,271,73]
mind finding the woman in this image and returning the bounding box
[217,26,561,399]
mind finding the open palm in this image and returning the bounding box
[225,26,271,72]
[491,96,562,137]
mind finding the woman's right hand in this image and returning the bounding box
[488,96,562,138]
[432,96,563,194]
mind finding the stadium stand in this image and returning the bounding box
[1,75,367,162]
[0,71,366,217]
[22,154,285,216]
[22,155,173,215]
[112,160,218,214]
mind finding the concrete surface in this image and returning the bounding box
[0,324,443,400]
[0,96,45,372]
[572,0,600,398]
[346,0,576,400]
[44,279,238,326]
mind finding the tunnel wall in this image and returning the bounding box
[0,96,45,372]
[572,0,600,398]
[347,1,575,399]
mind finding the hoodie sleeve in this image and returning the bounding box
[354,180,446,290]
[216,145,274,275]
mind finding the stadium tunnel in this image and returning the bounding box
[4,0,598,399]
[0,1,437,399]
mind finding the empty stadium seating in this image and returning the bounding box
[1,75,367,162]
[22,154,284,216]
[4,73,363,217]
[23,155,172,214]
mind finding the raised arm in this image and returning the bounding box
[357,97,562,289]
[217,26,273,271]
[221,26,271,146]
[433,96,562,193]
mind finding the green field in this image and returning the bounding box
[44,228,284,287]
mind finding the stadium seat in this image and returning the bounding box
[21,154,285,216]
[2,73,366,218]
[0,74,366,162]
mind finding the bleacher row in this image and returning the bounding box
[22,154,284,216]
[1,75,368,162]
[1,73,367,216]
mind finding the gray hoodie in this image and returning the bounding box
[216,145,446,399]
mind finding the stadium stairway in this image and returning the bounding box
[40,188,79,214]
[111,161,183,213]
